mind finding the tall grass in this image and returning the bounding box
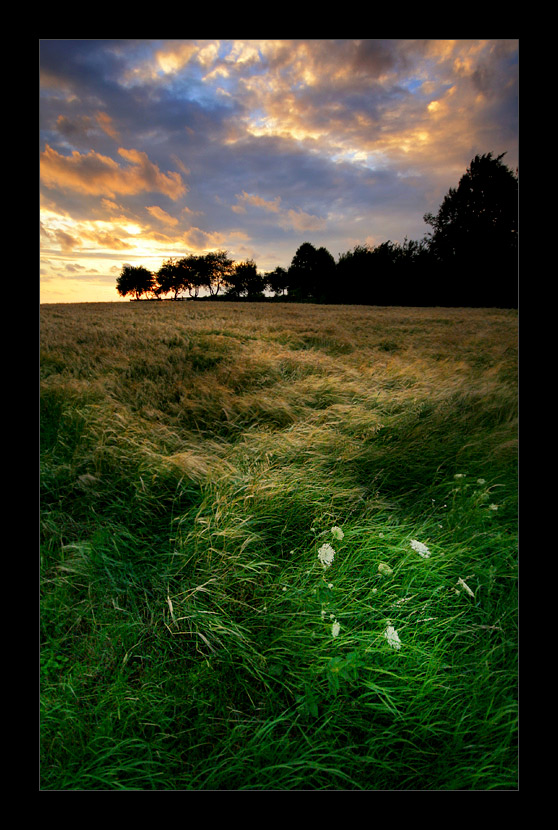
[40,302,517,789]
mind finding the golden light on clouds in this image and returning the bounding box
[146,205,179,226]
[96,111,120,140]
[40,38,518,302]
[40,145,186,200]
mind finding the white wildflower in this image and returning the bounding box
[477,478,486,485]
[457,577,475,598]
[488,503,498,511]
[331,620,341,638]
[378,562,393,576]
[327,583,333,589]
[454,473,465,479]
[331,526,344,541]
[410,539,431,558]
[318,543,335,569]
[384,622,401,650]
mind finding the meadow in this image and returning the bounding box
[40,300,518,790]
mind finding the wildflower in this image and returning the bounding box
[318,543,336,569]
[327,582,333,589]
[457,577,475,598]
[384,622,401,650]
[410,539,431,558]
[454,473,465,479]
[477,478,486,485]
[331,620,341,638]
[331,526,344,541]
[378,562,393,577]
[488,503,498,511]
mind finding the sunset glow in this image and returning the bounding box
[40,39,518,303]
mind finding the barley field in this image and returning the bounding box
[40,301,518,790]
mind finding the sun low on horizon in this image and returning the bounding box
[40,39,518,304]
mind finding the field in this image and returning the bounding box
[40,301,518,790]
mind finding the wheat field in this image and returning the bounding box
[40,301,518,790]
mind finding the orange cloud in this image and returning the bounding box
[96,111,120,140]
[55,228,81,252]
[231,190,325,232]
[79,228,133,249]
[233,191,282,213]
[281,208,326,233]
[183,226,226,250]
[146,205,179,226]
[40,144,186,200]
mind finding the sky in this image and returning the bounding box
[39,39,519,303]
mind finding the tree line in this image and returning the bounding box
[116,152,518,308]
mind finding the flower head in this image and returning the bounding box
[457,577,475,598]
[331,526,344,541]
[378,562,393,577]
[331,620,340,638]
[318,543,335,569]
[410,539,431,558]
[384,623,401,650]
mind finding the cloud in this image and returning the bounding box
[96,111,120,140]
[146,205,179,226]
[232,191,282,214]
[79,228,133,250]
[39,39,518,301]
[40,144,186,200]
[281,208,326,233]
[55,228,81,252]
[231,190,325,232]
[182,226,226,250]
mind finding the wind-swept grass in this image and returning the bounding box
[40,302,517,790]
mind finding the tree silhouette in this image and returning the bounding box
[156,258,188,299]
[116,264,155,300]
[424,152,518,307]
[192,250,234,296]
[226,259,266,299]
[287,242,336,300]
[336,244,375,304]
[266,266,289,297]
[115,152,517,308]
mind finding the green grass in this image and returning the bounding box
[40,301,518,790]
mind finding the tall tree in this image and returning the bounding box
[177,255,203,297]
[193,251,234,296]
[423,152,518,307]
[155,258,188,299]
[116,264,155,300]
[226,259,266,299]
[287,242,336,301]
[336,244,375,304]
[266,266,289,297]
